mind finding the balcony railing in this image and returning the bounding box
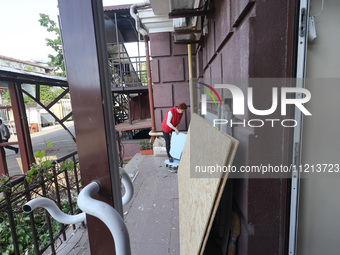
[109,56,148,89]
[0,151,81,255]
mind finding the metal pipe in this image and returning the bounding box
[139,93,142,120]
[128,93,132,125]
[130,1,156,135]
[23,169,133,253]
[23,197,86,225]
[77,182,131,255]
[144,35,156,135]
[130,0,150,37]
[40,176,56,254]
[188,44,194,115]
[120,168,134,206]
[5,191,20,254]
[115,12,123,88]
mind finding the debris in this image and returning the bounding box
[132,172,139,183]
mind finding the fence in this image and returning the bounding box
[0,151,81,255]
[109,56,147,88]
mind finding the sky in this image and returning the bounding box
[0,0,143,62]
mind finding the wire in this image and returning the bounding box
[313,0,324,17]
[193,0,210,11]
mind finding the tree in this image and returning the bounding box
[1,90,34,104]
[0,14,66,105]
[1,86,65,106]
[39,86,65,106]
[38,13,66,77]
[139,62,148,86]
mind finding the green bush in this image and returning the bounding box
[0,200,78,255]
[0,142,78,254]
[138,140,153,150]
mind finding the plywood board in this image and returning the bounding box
[178,113,238,255]
[170,132,187,160]
[199,136,239,254]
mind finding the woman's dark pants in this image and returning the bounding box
[162,131,172,158]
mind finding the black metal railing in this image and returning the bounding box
[0,151,82,255]
[109,56,148,88]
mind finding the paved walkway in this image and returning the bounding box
[5,122,76,176]
[52,154,179,255]
[124,154,179,255]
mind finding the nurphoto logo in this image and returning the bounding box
[197,81,312,128]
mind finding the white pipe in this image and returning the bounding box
[22,197,86,225]
[77,182,131,255]
[120,168,134,206]
[23,172,133,254]
[130,0,150,36]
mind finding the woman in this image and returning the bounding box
[161,103,187,162]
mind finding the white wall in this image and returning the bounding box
[298,0,340,254]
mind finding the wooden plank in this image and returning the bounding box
[115,119,152,132]
[199,135,239,254]
[178,113,239,255]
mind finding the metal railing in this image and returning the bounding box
[23,167,134,255]
[109,56,148,88]
[0,151,81,255]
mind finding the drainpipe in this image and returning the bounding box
[130,1,156,140]
[78,182,131,255]
[23,170,134,255]
[23,197,86,224]
[188,44,194,115]
[23,187,131,255]
[144,35,156,139]
[130,1,150,37]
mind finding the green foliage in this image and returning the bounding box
[0,176,10,193]
[139,62,148,86]
[0,175,9,184]
[38,13,66,77]
[39,85,64,106]
[2,89,34,104]
[24,65,34,71]
[0,141,78,254]
[1,90,11,105]
[26,149,49,182]
[0,201,77,254]
[60,161,74,172]
[46,141,53,147]
[138,140,153,150]
[1,85,65,105]
[26,142,73,182]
